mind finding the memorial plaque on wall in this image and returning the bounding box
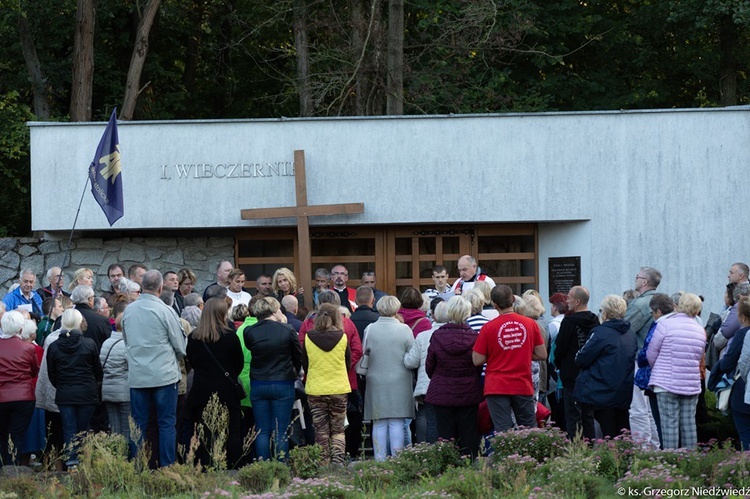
[548,256,581,295]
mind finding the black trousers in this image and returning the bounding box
[563,381,595,440]
[433,404,479,458]
[581,405,630,439]
[345,391,363,458]
[0,400,34,466]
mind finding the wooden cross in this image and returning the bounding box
[240,150,364,297]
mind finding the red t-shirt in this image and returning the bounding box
[473,312,543,396]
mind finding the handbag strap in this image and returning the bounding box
[201,340,239,386]
[102,338,123,370]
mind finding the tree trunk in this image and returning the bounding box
[70,0,96,121]
[350,0,365,115]
[212,0,235,114]
[718,14,738,107]
[17,12,51,119]
[294,0,311,116]
[183,0,205,101]
[121,0,162,120]
[386,0,403,115]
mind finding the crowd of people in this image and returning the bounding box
[0,255,746,470]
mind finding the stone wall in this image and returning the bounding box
[0,236,234,297]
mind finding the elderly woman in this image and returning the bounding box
[646,293,706,449]
[20,320,45,467]
[100,308,130,443]
[118,278,141,303]
[475,281,499,320]
[272,267,304,308]
[425,296,483,457]
[243,296,301,461]
[46,308,102,467]
[518,293,551,402]
[464,290,490,332]
[0,311,39,467]
[404,300,448,444]
[67,268,94,292]
[181,305,202,329]
[363,295,415,461]
[573,295,637,438]
[713,296,750,449]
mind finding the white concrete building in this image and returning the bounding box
[28,108,750,315]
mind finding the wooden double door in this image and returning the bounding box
[236,223,537,297]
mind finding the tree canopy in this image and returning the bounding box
[1,0,748,234]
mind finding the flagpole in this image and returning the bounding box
[57,174,91,291]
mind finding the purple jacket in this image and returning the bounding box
[646,313,705,396]
[425,323,483,407]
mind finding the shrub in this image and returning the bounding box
[199,393,230,471]
[74,432,138,494]
[715,453,750,488]
[615,462,699,493]
[491,426,568,463]
[141,463,200,496]
[674,445,735,486]
[236,460,292,493]
[491,454,539,491]
[532,455,607,498]
[283,477,359,498]
[590,433,637,480]
[0,475,44,498]
[428,462,537,499]
[351,460,397,492]
[289,444,323,479]
[393,441,463,477]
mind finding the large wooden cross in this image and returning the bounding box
[240,150,364,296]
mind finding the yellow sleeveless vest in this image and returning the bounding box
[305,333,350,396]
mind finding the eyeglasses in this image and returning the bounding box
[331,272,348,276]
[636,275,646,280]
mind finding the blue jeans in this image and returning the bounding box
[415,402,438,444]
[58,404,96,465]
[251,380,295,461]
[130,383,178,467]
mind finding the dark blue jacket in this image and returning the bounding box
[573,319,636,410]
[715,326,750,415]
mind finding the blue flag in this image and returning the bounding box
[89,109,123,226]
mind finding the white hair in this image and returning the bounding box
[1,311,25,337]
[70,285,94,304]
[119,277,140,294]
[21,320,37,341]
[61,309,84,331]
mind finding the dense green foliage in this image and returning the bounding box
[2,0,750,235]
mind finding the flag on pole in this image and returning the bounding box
[88,109,123,226]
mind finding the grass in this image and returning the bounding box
[4,396,748,498]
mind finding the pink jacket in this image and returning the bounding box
[647,313,705,396]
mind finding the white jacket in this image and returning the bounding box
[403,323,442,397]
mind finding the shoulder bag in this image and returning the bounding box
[202,341,247,400]
[355,327,370,376]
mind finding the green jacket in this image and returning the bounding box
[236,316,258,407]
[625,289,657,350]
